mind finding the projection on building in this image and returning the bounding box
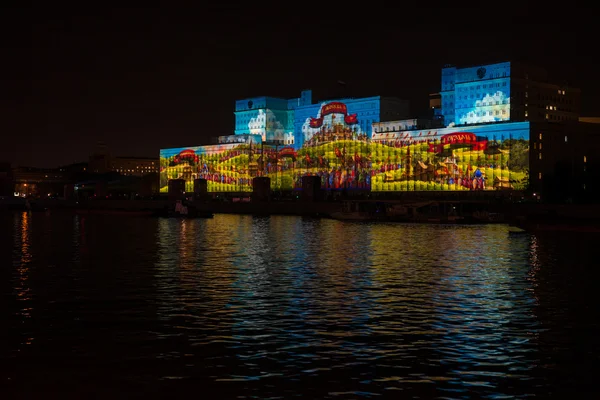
[160,103,529,193]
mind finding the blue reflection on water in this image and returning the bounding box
[2,212,600,398]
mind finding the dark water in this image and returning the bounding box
[1,211,599,399]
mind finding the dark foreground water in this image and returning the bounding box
[1,211,599,399]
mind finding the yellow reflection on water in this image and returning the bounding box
[14,211,32,301]
[13,211,34,346]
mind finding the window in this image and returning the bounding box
[539,153,542,160]
[584,155,587,163]
[539,143,543,150]
[539,172,542,179]
[539,133,543,140]
[565,135,568,143]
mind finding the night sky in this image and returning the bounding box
[2,3,597,168]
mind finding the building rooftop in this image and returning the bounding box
[114,156,158,160]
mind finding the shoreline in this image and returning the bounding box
[3,197,600,232]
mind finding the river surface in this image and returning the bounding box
[1,211,599,399]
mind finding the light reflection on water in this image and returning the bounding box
[2,211,600,398]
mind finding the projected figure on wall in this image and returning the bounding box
[294,102,371,191]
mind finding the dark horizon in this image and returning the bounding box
[2,3,598,168]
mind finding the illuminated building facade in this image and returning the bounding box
[439,61,580,127]
[233,90,410,148]
[373,118,443,135]
[369,121,530,192]
[441,62,512,126]
[160,68,596,201]
[161,104,531,194]
[291,95,410,148]
[162,92,410,193]
[234,93,303,145]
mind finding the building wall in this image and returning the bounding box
[293,97,383,149]
[369,121,530,192]
[160,115,531,194]
[234,91,312,144]
[217,134,262,144]
[579,117,600,124]
[234,107,294,143]
[12,167,67,197]
[379,97,410,122]
[111,157,159,176]
[529,121,600,203]
[440,61,581,129]
[160,138,262,193]
[511,78,580,123]
[373,119,440,134]
[441,62,511,126]
[429,93,441,109]
[89,153,110,174]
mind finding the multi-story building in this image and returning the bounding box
[161,90,410,193]
[110,156,158,176]
[233,93,303,144]
[291,94,410,148]
[12,166,67,197]
[367,118,600,202]
[429,92,441,121]
[438,61,580,127]
[529,121,600,203]
[159,66,598,202]
[233,90,410,148]
[88,142,111,174]
[88,143,158,176]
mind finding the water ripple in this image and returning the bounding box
[1,212,600,398]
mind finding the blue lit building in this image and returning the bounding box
[292,96,410,149]
[160,62,597,201]
[440,61,511,126]
[234,90,410,149]
[439,61,580,128]
[234,91,313,145]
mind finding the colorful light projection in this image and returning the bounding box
[160,142,258,193]
[369,121,530,191]
[160,103,530,193]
